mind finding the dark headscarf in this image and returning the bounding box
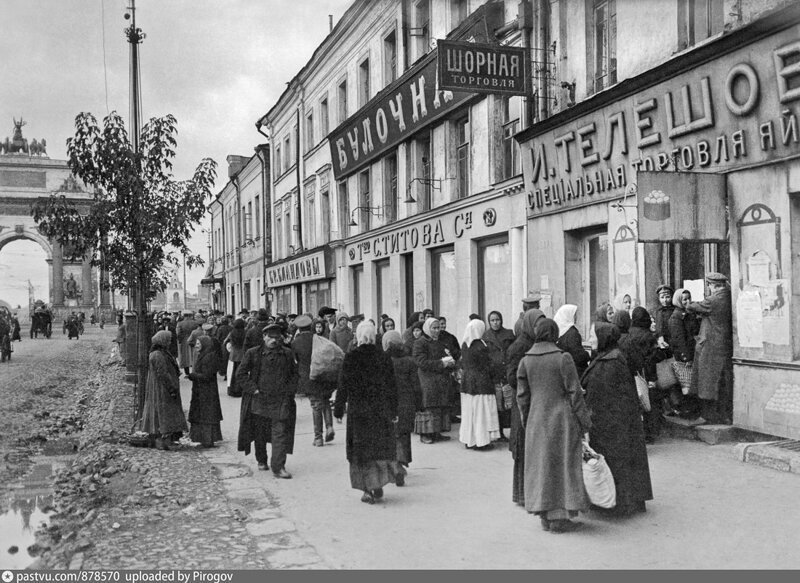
[520,309,546,340]
[612,310,631,333]
[380,318,395,334]
[631,306,652,329]
[483,310,515,351]
[407,311,422,328]
[229,318,246,347]
[193,335,214,367]
[533,318,559,343]
[595,302,612,323]
[595,322,621,353]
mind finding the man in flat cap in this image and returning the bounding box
[686,272,733,424]
[515,292,543,336]
[237,323,299,479]
[244,308,271,352]
[291,314,336,447]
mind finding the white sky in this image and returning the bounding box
[0,0,352,307]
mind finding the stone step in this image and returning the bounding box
[662,415,740,444]
[733,440,800,475]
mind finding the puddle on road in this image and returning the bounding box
[1,456,71,569]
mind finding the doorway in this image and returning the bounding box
[565,225,609,338]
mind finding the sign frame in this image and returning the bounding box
[437,39,530,96]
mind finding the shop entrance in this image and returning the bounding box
[644,242,730,308]
[565,226,609,339]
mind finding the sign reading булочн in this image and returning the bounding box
[437,39,529,96]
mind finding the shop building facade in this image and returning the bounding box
[517,0,800,438]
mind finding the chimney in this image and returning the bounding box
[226,155,249,179]
[329,14,333,32]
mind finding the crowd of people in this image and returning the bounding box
[134,271,733,531]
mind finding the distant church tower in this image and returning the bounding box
[165,267,184,312]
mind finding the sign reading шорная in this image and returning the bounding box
[437,40,529,96]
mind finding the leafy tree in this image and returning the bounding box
[32,111,217,422]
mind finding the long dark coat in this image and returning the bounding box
[188,339,223,426]
[140,347,188,435]
[334,344,398,464]
[460,340,496,395]
[668,308,699,363]
[556,326,591,378]
[236,343,298,455]
[176,318,199,368]
[619,324,659,382]
[413,336,455,408]
[517,343,591,514]
[581,348,653,509]
[291,331,337,398]
[687,287,733,400]
[386,345,423,434]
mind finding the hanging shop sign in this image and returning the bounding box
[636,171,727,242]
[266,249,331,287]
[437,40,529,96]
[519,23,800,216]
[328,52,473,181]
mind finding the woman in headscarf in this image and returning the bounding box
[412,317,457,444]
[554,304,590,378]
[329,312,354,354]
[187,336,224,448]
[668,288,701,418]
[334,322,401,504]
[140,330,188,451]
[383,329,422,484]
[612,293,633,316]
[517,318,592,533]
[459,319,501,451]
[376,317,395,353]
[621,306,662,443]
[587,301,615,352]
[483,310,516,441]
[224,318,246,397]
[581,323,653,516]
[401,311,423,345]
[505,309,545,507]
[404,321,424,356]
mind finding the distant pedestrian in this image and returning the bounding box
[335,321,402,504]
[329,312,354,354]
[382,330,422,482]
[176,310,198,376]
[224,319,246,397]
[187,336,223,448]
[236,323,298,479]
[517,318,591,533]
[376,317,395,352]
[581,323,653,516]
[140,330,188,451]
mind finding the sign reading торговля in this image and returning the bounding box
[437,40,529,96]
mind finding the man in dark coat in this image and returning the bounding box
[244,309,270,352]
[291,314,336,446]
[318,306,336,339]
[236,323,299,479]
[687,273,734,424]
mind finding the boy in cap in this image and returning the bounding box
[686,273,733,424]
[236,323,299,479]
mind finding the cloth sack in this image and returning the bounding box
[310,333,345,383]
[582,442,616,509]
[671,361,693,395]
[656,357,678,390]
[635,373,651,412]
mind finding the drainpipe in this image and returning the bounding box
[233,174,244,311]
[295,107,303,254]
[254,136,271,313]
[537,0,550,122]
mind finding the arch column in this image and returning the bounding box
[81,255,93,308]
[52,242,64,306]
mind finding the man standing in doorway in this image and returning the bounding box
[687,273,733,425]
[237,323,298,478]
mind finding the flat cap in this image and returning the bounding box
[705,272,729,284]
[287,313,298,319]
[294,314,312,329]
[318,306,337,317]
[262,323,283,336]
[656,284,674,295]
[522,292,542,304]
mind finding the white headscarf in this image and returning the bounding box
[422,317,439,338]
[355,321,376,346]
[461,319,486,347]
[553,304,578,339]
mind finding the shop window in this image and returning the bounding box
[565,226,609,338]
[478,236,512,321]
[320,187,331,244]
[320,95,329,137]
[338,180,350,239]
[275,287,292,315]
[338,78,348,125]
[306,280,331,317]
[384,152,398,223]
[456,116,470,198]
[254,196,260,239]
[452,0,468,28]
[501,96,521,180]
[431,245,458,322]
[383,30,397,85]
[678,0,724,51]
[359,57,371,108]
[243,282,251,311]
[411,132,432,211]
[305,111,314,151]
[376,259,391,323]
[352,265,364,315]
[404,252,415,325]
[587,0,617,94]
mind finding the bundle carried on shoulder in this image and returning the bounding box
[310,333,345,383]
[582,442,616,509]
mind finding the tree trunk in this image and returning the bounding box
[134,269,149,425]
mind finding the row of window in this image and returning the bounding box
[210,196,261,265]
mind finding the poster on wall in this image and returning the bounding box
[736,290,764,348]
[608,200,639,309]
[683,279,706,304]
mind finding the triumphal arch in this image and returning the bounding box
[0,118,111,317]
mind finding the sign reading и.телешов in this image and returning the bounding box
[437,40,529,96]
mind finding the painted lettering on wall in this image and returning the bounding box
[521,32,800,214]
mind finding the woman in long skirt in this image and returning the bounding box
[188,336,224,447]
[140,330,188,451]
[459,319,500,450]
[334,321,402,504]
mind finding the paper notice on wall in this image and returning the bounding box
[736,290,764,348]
[683,279,705,303]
